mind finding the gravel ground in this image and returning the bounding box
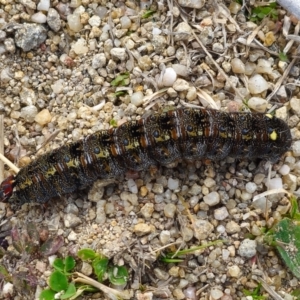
[0,0,300,299]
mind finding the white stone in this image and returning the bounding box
[248,74,269,94]
[252,198,272,211]
[67,14,83,32]
[256,58,272,74]
[214,206,229,220]
[72,38,88,55]
[110,47,127,61]
[292,140,300,156]
[174,22,192,41]
[266,177,283,189]
[245,182,257,193]
[290,97,300,115]
[159,230,171,245]
[162,67,177,86]
[231,58,245,74]
[31,12,47,23]
[88,15,101,27]
[92,53,106,69]
[210,289,224,300]
[20,105,38,123]
[51,79,64,94]
[152,27,162,35]
[128,179,138,194]
[279,164,290,176]
[238,239,257,257]
[247,97,267,113]
[167,178,179,190]
[131,91,144,107]
[3,282,13,296]
[120,16,131,29]
[203,191,220,206]
[37,0,50,11]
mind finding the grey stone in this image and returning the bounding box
[47,8,61,32]
[15,23,47,51]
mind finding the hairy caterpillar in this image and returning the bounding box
[0,108,292,205]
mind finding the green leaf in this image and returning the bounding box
[64,256,76,273]
[77,249,98,260]
[142,10,156,19]
[278,52,288,62]
[39,289,56,300]
[291,288,300,300]
[243,283,266,300]
[49,270,68,292]
[274,218,300,279]
[114,90,127,97]
[53,258,64,272]
[110,119,118,127]
[92,256,109,282]
[0,264,11,281]
[111,72,130,87]
[60,283,76,299]
[108,266,129,286]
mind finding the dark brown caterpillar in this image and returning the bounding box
[0,108,292,205]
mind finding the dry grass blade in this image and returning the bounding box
[73,272,132,300]
[0,153,19,174]
[143,88,168,108]
[36,129,61,152]
[253,189,293,202]
[256,277,285,300]
[197,89,220,109]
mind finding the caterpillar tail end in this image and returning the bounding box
[0,175,15,202]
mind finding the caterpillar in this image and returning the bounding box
[0,107,292,205]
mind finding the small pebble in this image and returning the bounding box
[203,191,220,206]
[226,221,241,234]
[133,223,153,236]
[173,78,190,91]
[247,97,267,113]
[159,230,171,245]
[231,58,245,73]
[47,8,61,32]
[31,12,47,23]
[228,265,241,277]
[164,203,176,218]
[127,179,138,194]
[168,178,179,190]
[248,74,269,94]
[37,0,50,11]
[34,109,52,126]
[211,289,224,300]
[279,164,290,176]
[20,105,38,123]
[162,67,177,87]
[266,177,283,190]
[214,207,229,220]
[88,15,101,27]
[67,14,83,32]
[140,203,154,219]
[131,91,144,107]
[238,239,257,258]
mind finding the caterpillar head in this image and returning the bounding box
[0,175,15,202]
